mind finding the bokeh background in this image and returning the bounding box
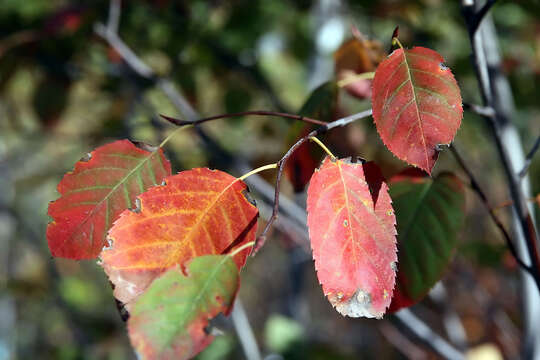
[1,0,540,359]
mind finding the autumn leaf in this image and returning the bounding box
[128,255,239,360]
[307,157,397,318]
[47,140,171,259]
[100,168,258,306]
[388,170,465,312]
[371,47,463,174]
[334,33,385,99]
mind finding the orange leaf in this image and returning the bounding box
[307,157,397,318]
[47,140,171,259]
[100,168,258,306]
[334,34,385,99]
[372,47,463,174]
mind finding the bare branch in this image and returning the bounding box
[231,298,262,360]
[462,102,495,118]
[450,144,535,277]
[519,136,540,179]
[254,109,373,252]
[379,321,428,360]
[107,0,121,34]
[160,110,327,127]
[393,309,466,360]
[462,1,540,357]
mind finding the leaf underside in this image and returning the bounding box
[47,140,171,259]
[372,47,463,174]
[100,168,258,306]
[128,255,239,360]
[307,157,397,318]
[388,171,465,312]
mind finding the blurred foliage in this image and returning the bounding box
[0,0,539,359]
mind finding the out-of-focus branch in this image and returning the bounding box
[393,309,466,360]
[519,135,540,179]
[450,145,534,276]
[379,322,428,360]
[107,0,121,34]
[231,298,262,360]
[462,1,540,357]
[471,0,498,34]
[463,102,495,118]
[429,283,468,350]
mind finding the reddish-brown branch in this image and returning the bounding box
[253,109,373,252]
[160,110,327,127]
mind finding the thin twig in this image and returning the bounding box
[160,110,327,127]
[519,136,540,178]
[462,102,495,118]
[393,309,466,360]
[450,145,532,273]
[254,109,373,252]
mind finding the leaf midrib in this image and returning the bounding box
[59,149,162,251]
[402,50,430,168]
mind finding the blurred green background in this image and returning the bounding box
[1,0,539,359]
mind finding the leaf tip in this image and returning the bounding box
[330,289,384,319]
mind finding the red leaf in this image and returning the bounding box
[100,168,258,306]
[307,157,397,318]
[47,140,171,259]
[372,47,463,174]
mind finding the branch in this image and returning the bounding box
[107,0,121,34]
[462,1,540,356]
[462,102,495,118]
[450,145,534,276]
[160,110,327,127]
[379,321,428,360]
[462,0,540,286]
[393,309,466,360]
[253,109,373,252]
[230,298,262,360]
[519,135,540,179]
[473,0,497,34]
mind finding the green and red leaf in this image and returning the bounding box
[388,171,465,312]
[371,47,462,174]
[128,255,239,360]
[100,168,258,306]
[47,140,171,259]
[307,157,397,318]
